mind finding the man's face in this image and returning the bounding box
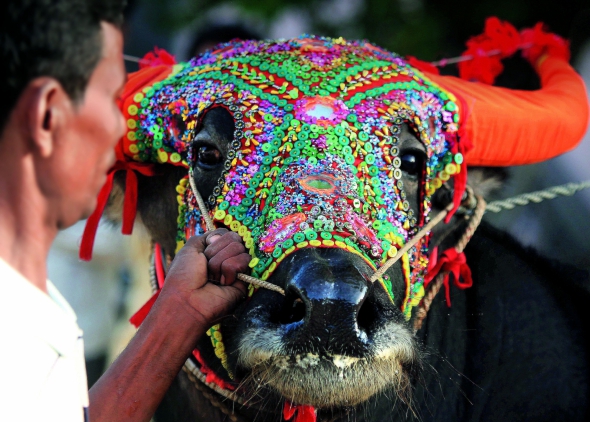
[49,22,126,228]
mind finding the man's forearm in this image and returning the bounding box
[88,294,205,422]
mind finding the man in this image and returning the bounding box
[0,1,250,421]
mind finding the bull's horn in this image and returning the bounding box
[425,55,589,166]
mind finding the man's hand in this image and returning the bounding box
[89,228,251,422]
[159,228,250,327]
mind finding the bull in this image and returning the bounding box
[85,30,590,422]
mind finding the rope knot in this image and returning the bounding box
[424,248,473,307]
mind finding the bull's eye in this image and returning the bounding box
[399,151,425,177]
[195,145,223,169]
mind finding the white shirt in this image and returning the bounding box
[48,219,129,359]
[0,258,89,422]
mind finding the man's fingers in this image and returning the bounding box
[209,281,248,305]
[181,233,208,255]
[166,234,208,280]
[165,253,208,291]
[207,242,248,281]
[204,228,230,245]
[204,231,244,259]
[220,253,252,285]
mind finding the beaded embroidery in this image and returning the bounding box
[122,35,464,322]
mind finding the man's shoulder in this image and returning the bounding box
[0,259,87,421]
[0,328,86,422]
[0,258,82,357]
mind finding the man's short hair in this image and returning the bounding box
[0,0,126,132]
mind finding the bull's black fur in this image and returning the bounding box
[155,221,590,422]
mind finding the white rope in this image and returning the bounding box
[485,180,590,213]
[187,176,590,292]
[188,173,285,295]
[370,202,455,282]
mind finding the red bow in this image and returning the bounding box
[283,402,316,422]
[424,247,473,306]
[79,160,155,261]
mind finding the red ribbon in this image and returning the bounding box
[406,56,440,75]
[283,402,317,422]
[79,160,156,261]
[129,290,161,328]
[424,247,473,306]
[129,243,166,328]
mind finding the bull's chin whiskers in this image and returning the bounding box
[188,170,285,295]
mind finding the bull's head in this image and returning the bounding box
[89,33,587,418]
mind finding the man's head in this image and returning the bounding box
[0,0,127,228]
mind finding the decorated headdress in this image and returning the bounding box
[82,20,588,314]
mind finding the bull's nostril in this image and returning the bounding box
[279,294,306,325]
[357,296,376,334]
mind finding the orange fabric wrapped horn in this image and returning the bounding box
[426,56,589,166]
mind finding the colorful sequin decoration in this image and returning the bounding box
[121,36,465,325]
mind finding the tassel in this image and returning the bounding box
[458,17,519,84]
[80,172,116,261]
[406,56,440,75]
[520,22,570,66]
[129,290,160,328]
[191,349,236,391]
[129,244,166,327]
[140,47,177,69]
[80,160,155,261]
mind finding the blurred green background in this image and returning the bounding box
[127,0,590,64]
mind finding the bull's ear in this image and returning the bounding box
[109,165,189,255]
[104,182,125,225]
[428,167,507,252]
[465,167,508,199]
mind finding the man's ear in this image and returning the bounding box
[17,77,71,158]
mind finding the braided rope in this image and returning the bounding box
[188,171,590,296]
[485,180,590,213]
[413,272,445,332]
[181,363,244,422]
[189,173,285,295]
[413,192,486,332]
[237,273,285,294]
[183,359,246,405]
[456,193,487,253]
[370,201,454,282]
[189,171,215,231]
